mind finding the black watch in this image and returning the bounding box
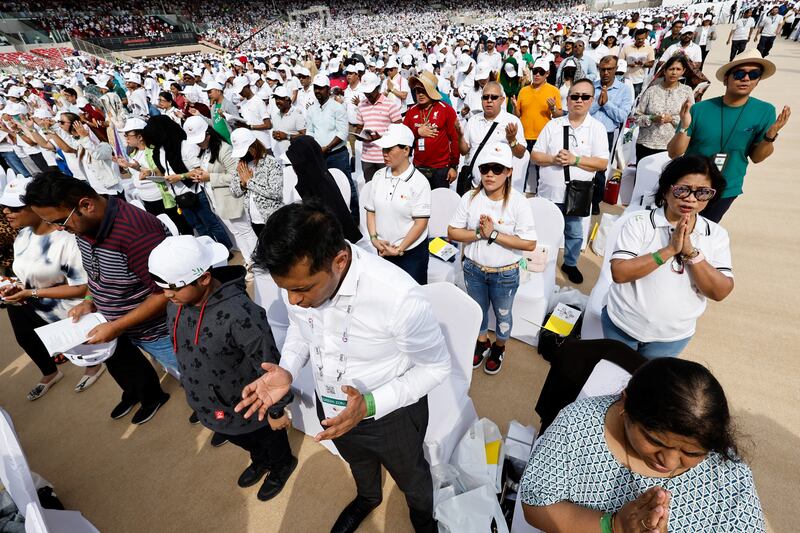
[764,133,778,143]
[268,407,285,420]
[487,230,499,245]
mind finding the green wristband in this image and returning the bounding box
[600,512,614,533]
[652,251,665,266]
[363,392,376,418]
[574,156,581,167]
[84,295,94,301]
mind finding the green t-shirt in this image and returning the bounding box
[212,103,232,143]
[685,96,775,198]
[522,52,534,67]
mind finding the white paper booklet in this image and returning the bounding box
[34,313,107,356]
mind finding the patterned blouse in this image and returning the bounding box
[634,81,695,150]
[229,154,284,222]
[520,395,766,532]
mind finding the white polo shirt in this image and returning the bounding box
[533,114,609,204]
[270,106,306,160]
[606,208,734,343]
[239,95,272,150]
[364,165,431,249]
[660,42,703,64]
[758,14,783,37]
[731,17,755,40]
[449,188,537,268]
[464,110,526,186]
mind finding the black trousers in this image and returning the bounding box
[730,39,748,61]
[317,395,436,533]
[757,35,776,57]
[700,45,710,69]
[222,424,292,469]
[6,303,57,377]
[142,199,194,236]
[416,166,450,190]
[361,161,384,183]
[635,144,665,164]
[701,196,737,223]
[107,335,165,405]
[384,239,428,285]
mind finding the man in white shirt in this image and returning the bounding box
[477,36,503,76]
[754,5,784,57]
[619,28,656,97]
[531,79,609,284]
[237,201,450,533]
[236,80,273,152]
[270,86,306,161]
[294,67,316,114]
[658,27,703,70]
[381,58,411,115]
[727,8,756,60]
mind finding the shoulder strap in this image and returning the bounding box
[563,125,571,183]
[471,121,500,166]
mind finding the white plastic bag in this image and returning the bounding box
[548,285,589,314]
[436,484,510,533]
[591,213,620,256]
[450,418,505,493]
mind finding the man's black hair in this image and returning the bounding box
[22,169,98,208]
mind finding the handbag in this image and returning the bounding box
[456,122,499,196]
[562,125,594,217]
[170,183,200,210]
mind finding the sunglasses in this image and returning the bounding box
[531,68,547,76]
[569,94,592,101]
[43,206,76,228]
[478,163,507,175]
[2,205,24,213]
[482,94,502,101]
[671,184,716,201]
[730,69,762,81]
[412,87,428,95]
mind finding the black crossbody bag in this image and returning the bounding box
[562,125,593,217]
[456,122,499,196]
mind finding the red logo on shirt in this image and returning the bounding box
[214,410,225,420]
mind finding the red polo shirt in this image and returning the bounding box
[403,101,460,170]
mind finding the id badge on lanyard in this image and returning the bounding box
[308,298,356,420]
[713,153,728,173]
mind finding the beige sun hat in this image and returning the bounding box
[715,49,776,82]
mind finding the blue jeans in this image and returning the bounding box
[180,190,233,250]
[325,147,359,222]
[463,258,520,342]
[600,307,691,359]
[133,336,180,376]
[555,203,584,267]
[2,152,31,177]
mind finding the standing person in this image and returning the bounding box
[402,72,460,190]
[354,72,403,183]
[668,51,791,222]
[727,9,756,61]
[556,39,599,82]
[753,5,784,57]
[365,124,431,285]
[694,16,718,68]
[200,81,237,143]
[783,5,798,38]
[619,29,656,98]
[270,86,307,162]
[531,79,610,284]
[447,144,537,375]
[235,201,451,533]
[657,19,686,55]
[148,235,296,500]
[590,56,634,214]
[236,81,272,153]
[23,171,171,424]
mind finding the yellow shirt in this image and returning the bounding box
[516,83,562,141]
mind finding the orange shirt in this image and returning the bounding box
[517,83,562,140]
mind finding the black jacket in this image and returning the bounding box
[166,266,291,435]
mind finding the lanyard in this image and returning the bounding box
[720,99,749,152]
[421,104,436,126]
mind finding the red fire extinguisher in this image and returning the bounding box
[603,169,622,205]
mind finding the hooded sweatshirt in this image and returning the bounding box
[166,265,291,435]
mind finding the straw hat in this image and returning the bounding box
[408,71,441,101]
[715,49,776,82]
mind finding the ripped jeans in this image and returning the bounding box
[463,258,520,342]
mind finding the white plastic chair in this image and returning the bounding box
[329,167,352,206]
[0,166,7,192]
[24,501,101,533]
[358,180,373,237]
[420,282,482,466]
[428,188,462,284]
[282,165,301,205]
[580,209,645,340]
[577,359,632,400]
[127,198,146,211]
[0,408,38,519]
[626,151,670,211]
[156,213,179,236]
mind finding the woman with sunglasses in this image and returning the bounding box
[0,177,105,401]
[448,143,537,375]
[603,154,733,358]
[634,55,695,163]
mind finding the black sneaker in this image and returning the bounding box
[473,339,491,369]
[331,496,381,533]
[131,393,170,425]
[560,263,584,284]
[257,455,298,501]
[484,343,505,375]
[110,399,138,420]
[189,412,200,425]
[237,462,270,488]
[592,203,601,215]
[210,432,229,447]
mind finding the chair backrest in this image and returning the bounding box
[630,151,670,208]
[127,198,146,211]
[358,180,373,236]
[329,168,351,206]
[428,188,461,237]
[528,196,565,251]
[419,282,482,388]
[156,213,179,236]
[0,408,39,518]
[0,165,7,192]
[282,165,300,205]
[577,359,632,400]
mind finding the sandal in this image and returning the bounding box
[53,353,68,365]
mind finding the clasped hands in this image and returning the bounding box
[552,149,578,167]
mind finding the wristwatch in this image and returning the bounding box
[509,139,519,148]
[764,133,778,143]
[487,230,499,245]
[676,124,690,135]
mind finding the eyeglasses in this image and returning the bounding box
[671,185,716,201]
[43,206,76,228]
[531,68,547,76]
[730,69,762,81]
[481,94,502,101]
[569,94,592,101]
[478,163,507,175]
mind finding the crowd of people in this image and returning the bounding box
[0,0,796,531]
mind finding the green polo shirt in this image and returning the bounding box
[685,96,775,198]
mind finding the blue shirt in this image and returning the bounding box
[557,55,599,82]
[306,97,349,151]
[590,79,634,132]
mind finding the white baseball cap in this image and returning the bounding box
[148,235,229,289]
[358,72,381,93]
[231,76,250,94]
[231,127,257,158]
[616,59,628,74]
[8,86,25,98]
[32,108,53,119]
[385,58,399,70]
[504,63,518,77]
[312,73,330,87]
[0,176,30,207]
[475,143,513,169]
[273,85,290,99]
[121,117,148,132]
[532,58,551,71]
[125,73,142,85]
[295,66,311,77]
[183,115,208,144]
[374,124,414,149]
[475,64,491,81]
[204,81,224,92]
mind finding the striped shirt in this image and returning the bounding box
[76,197,170,342]
[355,94,402,163]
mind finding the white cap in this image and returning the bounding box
[295,66,311,77]
[457,55,472,73]
[29,79,44,89]
[231,128,257,158]
[94,73,110,87]
[590,30,603,42]
[2,102,23,116]
[551,44,561,53]
[0,176,30,207]
[148,235,229,289]
[681,26,696,35]
[266,71,280,81]
[183,115,208,144]
[32,108,53,119]
[8,86,25,98]
[401,54,413,66]
[504,63,517,77]
[374,124,415,149]
[231,76,250,94]
[125,73,142,85]
[475,64,491,81]
[616,59,628,74]
[121,117,148,132]
[385,58,399,69]
[312,73,330,87]
[344,64,358,73]
[204,81,224,92]
[358,72,381,93]
[475,143,513,168]
[273,85,290,99]
[532,58,551,71]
